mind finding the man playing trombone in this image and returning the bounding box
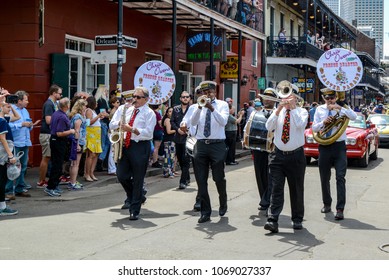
[109,87,156,220]
[264,81,308,233]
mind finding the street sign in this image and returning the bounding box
[95,35,138,49]
[91,49,126,64]
[123,35,138,48]
[257,77,266,90]
[95,35,117,46]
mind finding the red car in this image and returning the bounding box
[304,113,379,167]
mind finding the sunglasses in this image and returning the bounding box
[324,96,335,100]
[133,96,146,99]
[181,96,190,99]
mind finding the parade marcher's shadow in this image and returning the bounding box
[110,209,179,230]
[324,214,389,231]
[273,229,324,258]
[195,216,237,240]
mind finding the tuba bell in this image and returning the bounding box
[313,91,349,145]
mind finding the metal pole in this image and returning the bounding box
[172,0,177,73]
[116,0,123,97]
[237,30,242,110]
[210,18,214,80]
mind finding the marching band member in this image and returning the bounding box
[245,88,277,213]
[179,86,204,211]
[189,81,229,223]
[109,87,156,220]
[312,88,357,220]
[264,81,308,233]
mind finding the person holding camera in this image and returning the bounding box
[5,91,40,198]
[0,89,19,216]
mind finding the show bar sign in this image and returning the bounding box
[95,35,138,49]
[291,77,314,93]
[186,30,223,62]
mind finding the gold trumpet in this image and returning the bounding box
[197,95,210,107]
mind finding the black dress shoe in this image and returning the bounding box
[193,202,201,211]
[121,202,131,210]
[264,221,279,233]
[178,183,187,190]
[129,213,139,220]
[258,205,268,211]
[321,205,331,213]
[292,221,303,230]
[335,210,344,220]
[141,196,147,204]
[226,161,239,165]
[198,215,210,223]
[219,205,228,216]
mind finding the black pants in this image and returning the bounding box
[268,147,306,223]
[0,164,7,202]
[318,141,347,210]
[252,150,272,209]
[225,130,237,163]
[175,142,190,185]
[47,136,68,190]
[194,141,227,216]
[117,140,150,216]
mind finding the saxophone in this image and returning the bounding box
[112,104,128,163]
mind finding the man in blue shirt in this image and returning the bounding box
[5,91,40,197]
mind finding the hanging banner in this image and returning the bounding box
[134,60,176,105]
[220,56,238,79]
[317,48,363,91]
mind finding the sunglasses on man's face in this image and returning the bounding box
[181,96,190,99]
[324,96,335,100]
[133,96,146,99]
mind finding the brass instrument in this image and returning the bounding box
[258,80,304,107]
[111,104,129,162]
[197,95,210,107]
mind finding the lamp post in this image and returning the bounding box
[116,0,123,98]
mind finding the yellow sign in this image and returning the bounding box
[220,56,238,79]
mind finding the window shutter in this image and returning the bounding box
[51,53,69,97]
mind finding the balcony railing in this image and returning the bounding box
[266,36,324,61]
[193,0,264,33]
[360,74,382,89]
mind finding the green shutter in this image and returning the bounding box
[51,53,69,97]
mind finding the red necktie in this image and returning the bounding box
[281,109,290,144]
[124,109,139,148]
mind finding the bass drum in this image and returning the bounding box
[243,111,274,152]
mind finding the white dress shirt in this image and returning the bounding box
[181,104,198,136]
[189,99,229,140]
[109,104,156,141]
[312,104,357,142]
[266,106,308,151]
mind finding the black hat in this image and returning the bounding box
[199,81,217,91]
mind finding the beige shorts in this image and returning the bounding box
[39,133,51,157]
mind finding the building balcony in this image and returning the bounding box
[266,37,324,65]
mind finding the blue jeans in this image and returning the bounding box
[5,146,29,194]
[99,122,110,161]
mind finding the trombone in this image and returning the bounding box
[258,81,304,107]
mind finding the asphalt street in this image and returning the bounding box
[1,148,389,260]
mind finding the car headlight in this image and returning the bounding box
[346,138,356,145]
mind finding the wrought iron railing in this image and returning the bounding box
[266,36,324,60]
[193,0,264,33]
